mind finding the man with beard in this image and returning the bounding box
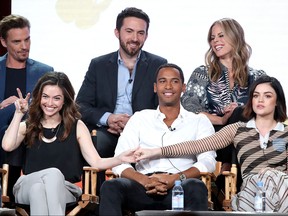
[76,7,167,197]
[0,14,53,201]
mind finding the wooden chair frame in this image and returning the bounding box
[0,164,99,216]
[221,164,237,211]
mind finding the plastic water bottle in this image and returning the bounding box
[254,181,266,212]
[172,180,184,211]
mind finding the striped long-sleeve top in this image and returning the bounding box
[162,121,288,179]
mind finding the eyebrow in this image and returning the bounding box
[253,91,274,94]
[11,36,30,42]
[42,93,63,97]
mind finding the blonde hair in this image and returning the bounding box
[205,18,251,87]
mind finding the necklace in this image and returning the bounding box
[41,123,61,143]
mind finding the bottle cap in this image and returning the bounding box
[175,180,181,186]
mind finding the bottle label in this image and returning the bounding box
[172,194,184,209]
[254,196,262,211]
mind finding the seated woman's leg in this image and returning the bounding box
[13,168,77,215]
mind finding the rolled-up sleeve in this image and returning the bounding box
[193,151,217,173]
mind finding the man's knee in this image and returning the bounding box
[183,178,207,196]
[182,178,208,210]
[100,178,122,195]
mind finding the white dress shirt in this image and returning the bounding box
[113,106,217,176]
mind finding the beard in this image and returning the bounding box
[16,50,29,62]
[119,37,143,57]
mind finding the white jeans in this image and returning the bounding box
[13,168,82,216]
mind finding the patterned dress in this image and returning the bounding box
[161,121,288,212]
[181,64,266,115]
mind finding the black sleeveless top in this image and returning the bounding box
[23,120,85,183]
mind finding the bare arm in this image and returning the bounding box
[200,102,237,125]
[77,120,136,170]
[121,167,151,187]
[2,114,26,151]
[2,89,29,151]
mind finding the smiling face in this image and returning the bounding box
[115,17,148,58]
[252,83,277,118]
[40,85,64,118]
[209,23,233,60]
[154,67,186,107]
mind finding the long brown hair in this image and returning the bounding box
[25,72,81,147]
[205,18,251,87]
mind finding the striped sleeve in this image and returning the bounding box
[162,122,241,157]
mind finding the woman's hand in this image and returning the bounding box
[223,102,238,114]
[221,102,238,124]
[14,88,30,114]
[117,148,138,163]
[134,147,161,161]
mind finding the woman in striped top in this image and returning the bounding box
[135,75,288,212]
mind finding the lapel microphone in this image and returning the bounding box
[168,126,176,131]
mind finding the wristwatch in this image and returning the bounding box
[179,173,186,182]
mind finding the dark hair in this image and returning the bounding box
[0,14,30,40]
[155,63,185,84]
[243,75,287,122]
[116,7,150,32]
[25,72,81,147]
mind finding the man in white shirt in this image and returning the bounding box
[99,63,216,215]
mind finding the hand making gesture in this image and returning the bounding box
[14,88,30,114]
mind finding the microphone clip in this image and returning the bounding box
[168,126,176,131]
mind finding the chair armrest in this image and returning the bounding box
[105,169,119,180]
[221,164,238,211]
[1,164,9,202]
[82,167,99,200]
[68,167,100,215]
[200,172,214,210]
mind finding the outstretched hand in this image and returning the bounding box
[14,88,30,114]
[134,147,161,161]
[118,146,140,163]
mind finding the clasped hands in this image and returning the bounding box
[107,113,130,135]
[143,173,177,195]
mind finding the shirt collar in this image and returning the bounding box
[246,118,284,131]
[246,118,284,149]
[154,105,186,121]
[117,50,141,64]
